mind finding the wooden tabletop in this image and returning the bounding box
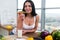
[23,32,39,38]
[0,24,6,30]
[4,32,39,40]
[0,25,13,35]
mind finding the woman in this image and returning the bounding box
[12,0,39,35]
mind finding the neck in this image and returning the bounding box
[27,14,32,18]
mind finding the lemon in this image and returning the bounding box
[5,25,13,30]
[27,37,34,40]
[45,35,53,40]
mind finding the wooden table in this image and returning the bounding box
[4,35,28,40]
[4,32,39,40]
[0,25,13,35]
[23,32,39,38]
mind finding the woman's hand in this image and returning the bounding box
[22,30,27,35]
[17,11,25,29]
[17,11,25,21]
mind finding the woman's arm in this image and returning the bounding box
[17,12,25,29]
[23,15,39,33]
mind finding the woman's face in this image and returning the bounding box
[24,2,32,14]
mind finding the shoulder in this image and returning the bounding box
[35,15,39,21]
[36,15,39,19]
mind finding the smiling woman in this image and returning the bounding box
[12,0,39,36]
[18,0,41,31]
[18,0,39,34]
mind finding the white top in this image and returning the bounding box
[12,16,36,34]
[23,16,36,30]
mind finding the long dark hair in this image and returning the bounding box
[22,0,37,17]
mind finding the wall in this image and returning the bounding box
[0,0,17,35]
[0,0,17,26]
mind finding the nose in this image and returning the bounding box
[26,6,30,9]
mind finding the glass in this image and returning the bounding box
[17,30,22,38]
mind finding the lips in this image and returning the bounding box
[26,10,31,13]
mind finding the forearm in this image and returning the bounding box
[23,29,36,33]
[28,29,35,32]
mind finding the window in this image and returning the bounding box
[45,0,60,32]
[46,0,60,8]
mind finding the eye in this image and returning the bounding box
[24,5,32,8]
[24,5,27,7]
[28,5,32,7]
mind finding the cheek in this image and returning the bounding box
[24,8,26,11]
[29,8,32,12]
[30,8,32,11]
[24,7,32,12]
